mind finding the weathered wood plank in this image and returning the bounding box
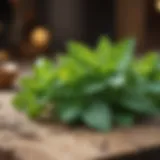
[0,92,160,160]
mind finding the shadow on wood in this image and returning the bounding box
[98,145,160,160]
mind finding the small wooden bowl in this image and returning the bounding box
[0,62,19,89]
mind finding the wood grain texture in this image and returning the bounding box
[0,92,160,160]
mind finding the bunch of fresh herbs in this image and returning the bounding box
[13,36,160,131]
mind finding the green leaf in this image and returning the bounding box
[96,36,112,66]
[111,39,136,72]
[133,52,159,77]
[34,57,54,77]
[107,74,126,89]
[18,59,55,97]
[149,55,160,80]
[13,93,27,111]
[57,57,86,83]
[19,76,38,92]
[83,80,107,94]
[67,41,98,69]
[115,113,134,127]
[121,88,158,115]
[78,74,109,95]
[57,101,82,123]
[82,102,112,131]
[13,90,44,118]
[33,57,55,87]
[146,82,160,94]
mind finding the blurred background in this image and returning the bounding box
[1,1,160,160]
[1,0,160,60]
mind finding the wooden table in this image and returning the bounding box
[0,91,160,160]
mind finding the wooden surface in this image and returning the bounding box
[0,92,160,160]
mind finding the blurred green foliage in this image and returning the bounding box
[13,36,160,131]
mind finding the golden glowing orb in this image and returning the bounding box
[30,27,51,48]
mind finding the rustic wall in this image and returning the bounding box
[11,0,35,45]
[115,0,147,50]
[48,0,84,50]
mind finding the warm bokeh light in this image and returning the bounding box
[0,50,9,61]
[30,27,51,49]
[155,0,160,12]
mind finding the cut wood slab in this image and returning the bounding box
[0,92,160,160]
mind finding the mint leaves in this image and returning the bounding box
[13,37,160,131]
